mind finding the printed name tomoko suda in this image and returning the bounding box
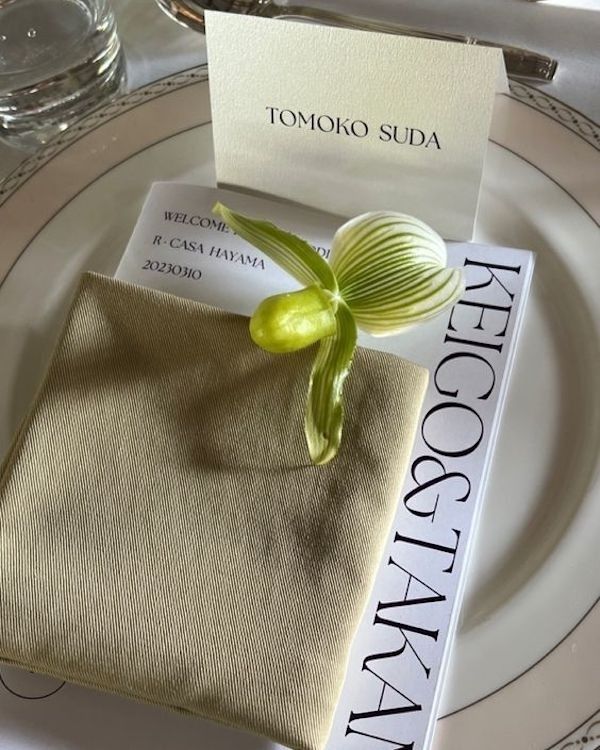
[266,106,441,149]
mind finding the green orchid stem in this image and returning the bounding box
[250,285,337,354]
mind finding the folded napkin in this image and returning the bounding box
[0,273,427,750]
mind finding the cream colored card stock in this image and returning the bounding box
[205,12,507,241]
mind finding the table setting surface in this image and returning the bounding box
[0,2,599,750]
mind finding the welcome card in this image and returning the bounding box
[205,12,508,241]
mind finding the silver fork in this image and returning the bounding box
[155,0,558,81]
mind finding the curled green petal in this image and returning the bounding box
[330,211,464,336]
[305,302,357,465]
[250,285,337,354]
[213,202,338,293]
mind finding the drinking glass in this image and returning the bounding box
[0,0,125,149]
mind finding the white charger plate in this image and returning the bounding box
[0,66,599,750]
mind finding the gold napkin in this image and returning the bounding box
[0,273,427,750]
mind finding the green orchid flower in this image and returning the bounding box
[213,203,464,465]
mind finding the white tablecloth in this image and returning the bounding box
[0,0,599,179]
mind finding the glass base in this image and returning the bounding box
[0,20,126,152]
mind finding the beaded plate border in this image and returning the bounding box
[509,80,600,150]
[0,70,598,209]
[548,707,600,750]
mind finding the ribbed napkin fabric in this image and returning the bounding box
[0,273,428,750]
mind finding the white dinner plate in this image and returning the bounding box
[0,66,599,750]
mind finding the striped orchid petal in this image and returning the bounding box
[213,202,338,292]
[305,302,357,465]
[331,211,464,335]
[213,202,464,464]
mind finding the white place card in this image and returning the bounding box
[205,12,508,242]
